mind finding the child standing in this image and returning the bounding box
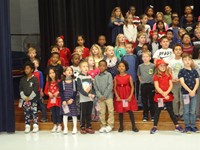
[19,62,39,133]
[77,35,90,59]
[26,47,38,63]
[90,44,104,68]
[77,61,95,134]
[97,35,107,55]
[114,61,138,132]
[181,33,194,54]
[145,6,155,29]
[32,59,47,122]
[164,5,172,25]
[169,16,180,44]
[140,14,151,42]
[153,12,168,31]
[183,14,196,38]
[114,34,126,60]
[109,7,124,45]
[94,60,114,133]
[150,59,184,134]
[168,44,184,119]
[178,53,199,133]
[150,30,159,56]
[137,51,155,122]
[166,29,175,48]
[44,68,62,133]
[70,53,81,80]
[86,56,100,79]
[104,45,119,78]
[126,6,140,25]
[59,67,78,134]
[156,20,167,41]
[55,36,71,67]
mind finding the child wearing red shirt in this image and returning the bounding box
[150,59,183,134]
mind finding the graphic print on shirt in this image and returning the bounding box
[159,51,173,59]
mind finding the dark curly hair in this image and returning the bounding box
[117,60,129,71]
[24,61,35,72]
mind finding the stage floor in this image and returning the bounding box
[1,131,200,150]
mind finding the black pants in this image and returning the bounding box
[141,83,155,118]
[51,106,62,124]
[80,101,93,128]
[154,101,178,126]
[38,98,47,119]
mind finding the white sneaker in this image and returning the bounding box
[57,125,62,133]
[99,126,106,133]
[63,127,68,135]
[32,124,39,133]
[51,125,57,133]
[105,126,112,133]
[24,124,31,133]
[72,127,77,134]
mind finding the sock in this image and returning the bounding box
[128,111,136,128]
[72,116,77,130]
[63,116,68,130]
[119,113,123,128]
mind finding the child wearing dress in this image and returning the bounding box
[90,44,104,68]
[19,62,39,133]
[114,61,138,132]
[44,68,62,133]
[150,59,184,134]
[104,45,119,78]
[77,35,90,59]
[178,53,199,133]
[77,61,95,134]
[94,60,114,133]
[114,34,126,60]
[59,67,78,134]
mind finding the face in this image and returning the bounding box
[118,34,125,43]
[129,7,136,15]
[75,48,83,56]
[56,38,64,48]
[115,8,121,17]
[127,15,133,23]
[152,32,158,40]
[125,45,133,54]
[91,46,99,55]
[172,17,179,26]
[106,47,114,57]
[24,65,33,75]
[33,60,39,69]
[98,36,106,46]
[179,29,186,37]
[51,54,59,64]
[87,57,95,67]
[160,38,170,49]
[186,14,193,22]
[98,62,107,73]
[138,35,146,44]
[141,16,148,24]
[195,31,200,39]
[173,46,183,56]
[183,57,192,67]
[64,67,73,77]
[71,55,80,66]
[147,8,154,16]
[182,35,191,44]
[28,51,36,59]
[185,6,192,14]
[142,53,151,63]
[77,36,84,46]
[49,69,56,80]
[51,47,59,53]
[166,32,173,40]
[117,63,126,73]
[142,45,148,52]
[157,22,164,30]
[156,14,163,21]
[165,6,172,14]
[80,62,89,74]
[158,64,167,72]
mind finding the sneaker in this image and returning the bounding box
[99,126,106,133]
[150,127,157,134]
[143,117,148,122]
[132,127,139,132]
[191,127,200,133]
[24,124,31,133]
[72,127,78,134]
[185,127,192,134]
[63,127,68,135]
[57,125,62,133]
[105,126,112,133]
[118,127,124,132]
[32,124,39,133]
[80,127,87,134]
[41,118,48,122]
[175,126,184,133]
[51,125,57,133]
[86,127,95,134]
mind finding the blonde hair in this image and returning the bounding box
[154,65,170,77]
[142,51,152,57]
[137,32,146,39]
[115,34,126,48]
[28,47,36,53]
[85,56,96,69]
[105,45,114,52]
[90,44,103,58]
[79,60,88,67]
[110,7,124,22]
[155,12,164,22]
[182,53,195,69]
[194,28,200,34]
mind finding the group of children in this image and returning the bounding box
[19,5,200,135]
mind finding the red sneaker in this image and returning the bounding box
[86,127,95,134]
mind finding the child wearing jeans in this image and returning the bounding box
[19,62,39,133]
[94,60,114,133]
[178,53,199,133]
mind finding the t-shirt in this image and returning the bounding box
[168,58,184,79]
[182,46,194,55]
[178,68,199,94]
[137,63,155,84]
[153,73,172,92]
[153,48,174,63]
[134,45,143,64]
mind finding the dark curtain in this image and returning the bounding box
[0,0,15,132]
[39,0,200,69]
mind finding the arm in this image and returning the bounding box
[94,77,102,99]
[114,77,120,100]
[137,65,141,82]
[58,81,65,102]
[29,78,38,100]
[19,78,26,100]
[104,73,113,98]
[192,78,199,93]
[179,77,192,93]
[128,76,134,101]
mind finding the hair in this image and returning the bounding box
[98,59,107,66]
[142,43,152,52]
[77,35,85,42]
[105,45,114,52]
[125,14,135,27]
[51,52,60,58]
[139,14,147,20]
[125,42,133,47]
[172,43,183,51]
[192,45,200,59]
[115,34,125,48]
[171,16,179,21]
[154,63,170,77]
[24,61,35,71]
[184,5,193,14]
[155,12,164,22]
[160,36,168,42]
[145,6,154,17]
[85,56,96,69]
[178,28,186,38]
[194,28,200,34]
[181,33,191,41]
[98,35,106,40]
[137,32,146,39]
[182,53,195,69]
[110,7,124,22]
[62,66,75,80]
[27,47,36,53]
[166,29,174,34]
[79,60,88,68]
[156,20,165,32]
[74,46,83,52]
[47,67,59,85]
[90,44,103,58]
[71,52,80,60]
[137,24,145,33]
[117,60,129,71]
[142,51,152,57]
[33,58,40,64]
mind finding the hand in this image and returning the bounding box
[48,92,53,98]
[114,22,120,26]
[53,92,59,98]
[68,98,73,105]
[85,86,91,93]
[127,96,132,102]
[164,96,169,100]
[40,90,44,97]
[116,96,121,101]
[88,94,95,99]
[119,22,124,25]
[189,91,195,97]
[100,96,106,101]
[25,97,30,102]
[162,92,168,98]
[62,101,67,106]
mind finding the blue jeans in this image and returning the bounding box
[182,95,197,128]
